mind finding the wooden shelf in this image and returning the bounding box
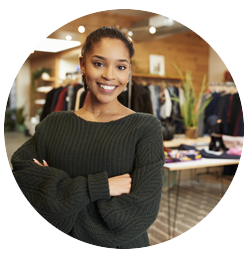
[36,86,53,93]
[40,77,56,82]
[132,73,182,81]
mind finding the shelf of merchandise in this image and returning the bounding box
[132,73,182,81]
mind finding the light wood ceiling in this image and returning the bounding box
[29,10,156,59]
[28,10,188,60]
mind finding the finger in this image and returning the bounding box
[43,160,49,166]
[33,158,43,166]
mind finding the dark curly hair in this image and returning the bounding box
[80,27,134,91]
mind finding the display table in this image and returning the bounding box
[163,157,240,171]
[163,135,211,148]
[163,147,240,239]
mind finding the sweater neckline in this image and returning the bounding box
[68,110,140,124]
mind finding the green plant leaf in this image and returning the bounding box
[172,64,213,128]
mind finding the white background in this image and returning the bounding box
[1,0,250,259]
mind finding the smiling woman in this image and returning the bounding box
[76,27,134,122]
[11,27,165,249]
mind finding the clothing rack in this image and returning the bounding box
[60,71,83,88]
[128,70,132,109]
[208,82,237,95]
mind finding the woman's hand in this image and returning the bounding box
[33,158,49,167]
[108,173,132,196]
[33,159,131,196]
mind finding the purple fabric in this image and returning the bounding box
[177,144,240,159]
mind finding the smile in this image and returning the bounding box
[96,82,118,93]
[99,84,117,90]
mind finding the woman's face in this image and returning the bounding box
[80,38,131,104]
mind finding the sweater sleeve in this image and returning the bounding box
[74,117,165,248]
[11,123,111,234]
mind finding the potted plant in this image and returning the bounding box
[4,108,16,131]
[170,64,213,139]
[15,106,26,133]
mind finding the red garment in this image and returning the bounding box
[233,108,242,136]
[54,87,68,112]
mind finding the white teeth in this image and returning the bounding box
[100,84,116,90]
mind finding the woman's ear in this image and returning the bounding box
[79,56,85,75]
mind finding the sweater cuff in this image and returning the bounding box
[88,171,111,202]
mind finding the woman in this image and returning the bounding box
[11,27,165,249]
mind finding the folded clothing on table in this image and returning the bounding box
[164,149,202,163]
[227,147,242,156]
[177,144,241,160]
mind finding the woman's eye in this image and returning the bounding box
[93,62,104,67]
[118,66,126,70]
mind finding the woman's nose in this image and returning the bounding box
[101,66,115,81]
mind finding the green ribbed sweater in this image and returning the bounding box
[11,111,165,249]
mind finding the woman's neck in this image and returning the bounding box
[84,93,121,114]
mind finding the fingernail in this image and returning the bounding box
[33,158,38,162]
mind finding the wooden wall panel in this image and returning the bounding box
[27,12,210,117]
[132,31,209,92]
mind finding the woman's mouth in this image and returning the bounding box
[97,83,118,93]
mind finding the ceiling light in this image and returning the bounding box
[165,18,174,26]
[34,38,81,53]
[128,31,133,37]
[121,27,128,33]
[66,35,72,40]
[149,27,156,34]
[149,15,174,27]
[78,25,85,33]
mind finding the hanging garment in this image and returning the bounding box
[40,88,57,121]
[204,92,220,134]
[233,107,243,136]
[214,92,227,120]
[222,94,230,135]
[172,87,183,134]
[67,86,74,111]
[229,93,242,136]
[118,80,153,114]
[71,84,84,110]
[238,111,244,136]
[50,87,64,112]
[147,85,161,119]
[54,87,69,112]
[160,88,172,120]
[131,80,153,114]
[227,95,234,126]
[74,88,85,111]
[62,92,68,111]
